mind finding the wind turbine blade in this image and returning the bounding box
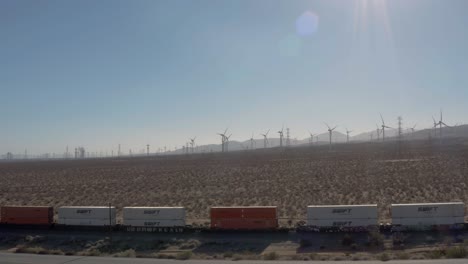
[380,114,385,125]
[332,126,337,131]
[324,122,331,129]
[440,109,443,122]
[441,122,450,127]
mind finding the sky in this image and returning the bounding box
[2,0,468,155]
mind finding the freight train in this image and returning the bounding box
[0,202,466,233]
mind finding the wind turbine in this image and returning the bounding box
[260,130,270,149]
[225,134,232,152]
[376,124,381,141]
[432,116,438,138]
[308,131,314,146]
[250,133,255,150]
[434,109,450,138]
[189,137,196,154]
[324,123,337,148]
[278,126,284,147]
[345,128,352,143]
[217,128,228,152]
[380,114,392,141]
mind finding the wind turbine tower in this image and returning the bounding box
[325,123,337,149]
[434,110,450,139]
[250,133,255,150]
[278,126,284,147]
[190,137,196,153]
[346,129,352,143]
[218,128,228,153]
[225,134,232,152]
[146,144,150,156]
[308,131,314,146]
[380,114,392,141]
[397,116,403,141]
[260,130,270,149]
[286,128,291,147]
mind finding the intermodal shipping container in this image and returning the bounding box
[210,206,278,230]
[391,203,464,218]
[123,207,185,220]
[123,219,185,227]
[391,216,464,226]
[211,219,277,230]
[307,218,377,227]
[391,202,465,226]
[58,206,116,219]
[0,206,53,225]
[58,218,116,226]
[307,204,378,227]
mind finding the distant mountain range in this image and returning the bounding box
[174,124,468,154]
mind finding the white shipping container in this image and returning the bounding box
[123,219,185,227]
[123,207,185,220]
[392,216,464,226]
[58,206,116,219]
[307,218,377,227]
[307,205,378,220]
[391,203,465,219]
[57,218,116,226]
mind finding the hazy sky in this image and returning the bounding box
[2,0,468,155]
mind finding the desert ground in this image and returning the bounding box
[1,138,468,226]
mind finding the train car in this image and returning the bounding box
[391,202,465,227]
[123,207,186,227]
[58,206,116,226]
[0,206,53,225]
[307,204,378,230]
[210,206,278,230]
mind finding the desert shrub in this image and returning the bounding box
[223,251,233,258]
[350,243,358,250]
[342,234,354,246]
[180,239,200,250]
[82,249,101,256]
[368,231,384,247]
[263,252,279,260]
[395,252,409,260]
[176,251,192,260]
[446,246,467,258]
[114,249,136,258]
[378,252,390,261]
[426,250,444,259]
[289,254,303,260]
[15,246,48,255]
[232,254,243,261]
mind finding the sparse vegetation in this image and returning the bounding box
[446,246,467,258]
[175,251,192,260]
[378,252,390,261]
[263,251,279,260]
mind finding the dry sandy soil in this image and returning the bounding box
[1,139,468,226]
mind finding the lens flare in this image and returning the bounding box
[296,11,319,37]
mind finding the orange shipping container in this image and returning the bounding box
[210,206,278,230]
[0,206,53,225]
[211,218,277,230]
